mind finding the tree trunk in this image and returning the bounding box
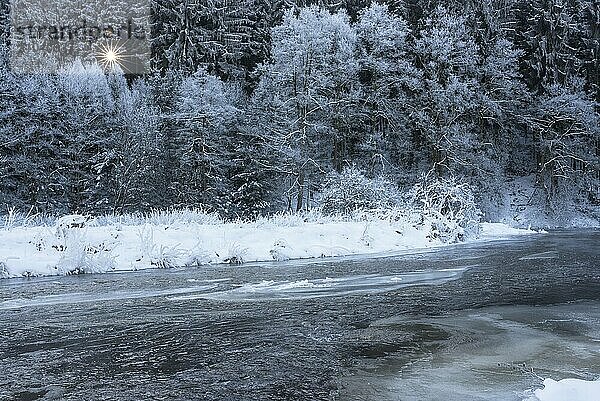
[333,136,345,173]
[296,171,304,212]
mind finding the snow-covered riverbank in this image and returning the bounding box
[0,211,538,279]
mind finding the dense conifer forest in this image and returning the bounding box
[0,0,598,221]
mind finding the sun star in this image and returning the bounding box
[105,50,117,62]
[96,42,127,71]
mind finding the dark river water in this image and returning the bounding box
[0,230,598,401]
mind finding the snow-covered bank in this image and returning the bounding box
[527,378,600,401]
[0,212,538,279]
[487,175,600,229]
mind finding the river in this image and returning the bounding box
[0,230,598,400]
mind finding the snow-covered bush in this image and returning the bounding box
[270,239,292,261]
[320,167,401,215]
[55,229,116,275]
[1,207,48,229]
[94,208,222,227]
[184,240,212,266]
[224,242,248,265]
[410,174,482,243]
[135,225,182,268]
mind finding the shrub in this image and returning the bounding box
[55,228,116,275]
[135,225,182,268]
[92,208,222,227]
[224,242,248,265]
[320,167,400,215]
[410,174,482,243]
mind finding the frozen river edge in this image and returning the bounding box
[0,218,536,279]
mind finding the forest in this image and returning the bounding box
[0,0,598,222]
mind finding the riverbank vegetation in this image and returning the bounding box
[0,204,534,278]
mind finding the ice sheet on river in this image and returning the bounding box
[169,267,472,301]
[341,302,600,401]
[0,285,216,309]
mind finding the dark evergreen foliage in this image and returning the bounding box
[0,0,598,218]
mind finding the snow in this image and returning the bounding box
[479,222,544,238]
[489,175,600,229]
[527,378,600,401]
[0,214,537,279]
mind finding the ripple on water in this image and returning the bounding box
[519,251,560,261]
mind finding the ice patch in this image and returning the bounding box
[0,285,216,309]
[170,267,472,301]
[526,378,600,401]
[363,303,600,401]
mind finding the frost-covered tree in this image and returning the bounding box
[227,130,276,217]
[109,79,164,212]
[355,3,419,176]
[410,6,535,190]
[151,0,287,83]
[528,79,599,206]
[412,6,482,174]
[514,0,588,94]
[477,37,531,175]
[253,7,358,211]
[576,0,599,101]
[0,61,153,214]
[55,62,120,213]
[171,70,240,212]
[0,70,74,213]
[473,36,534,212]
